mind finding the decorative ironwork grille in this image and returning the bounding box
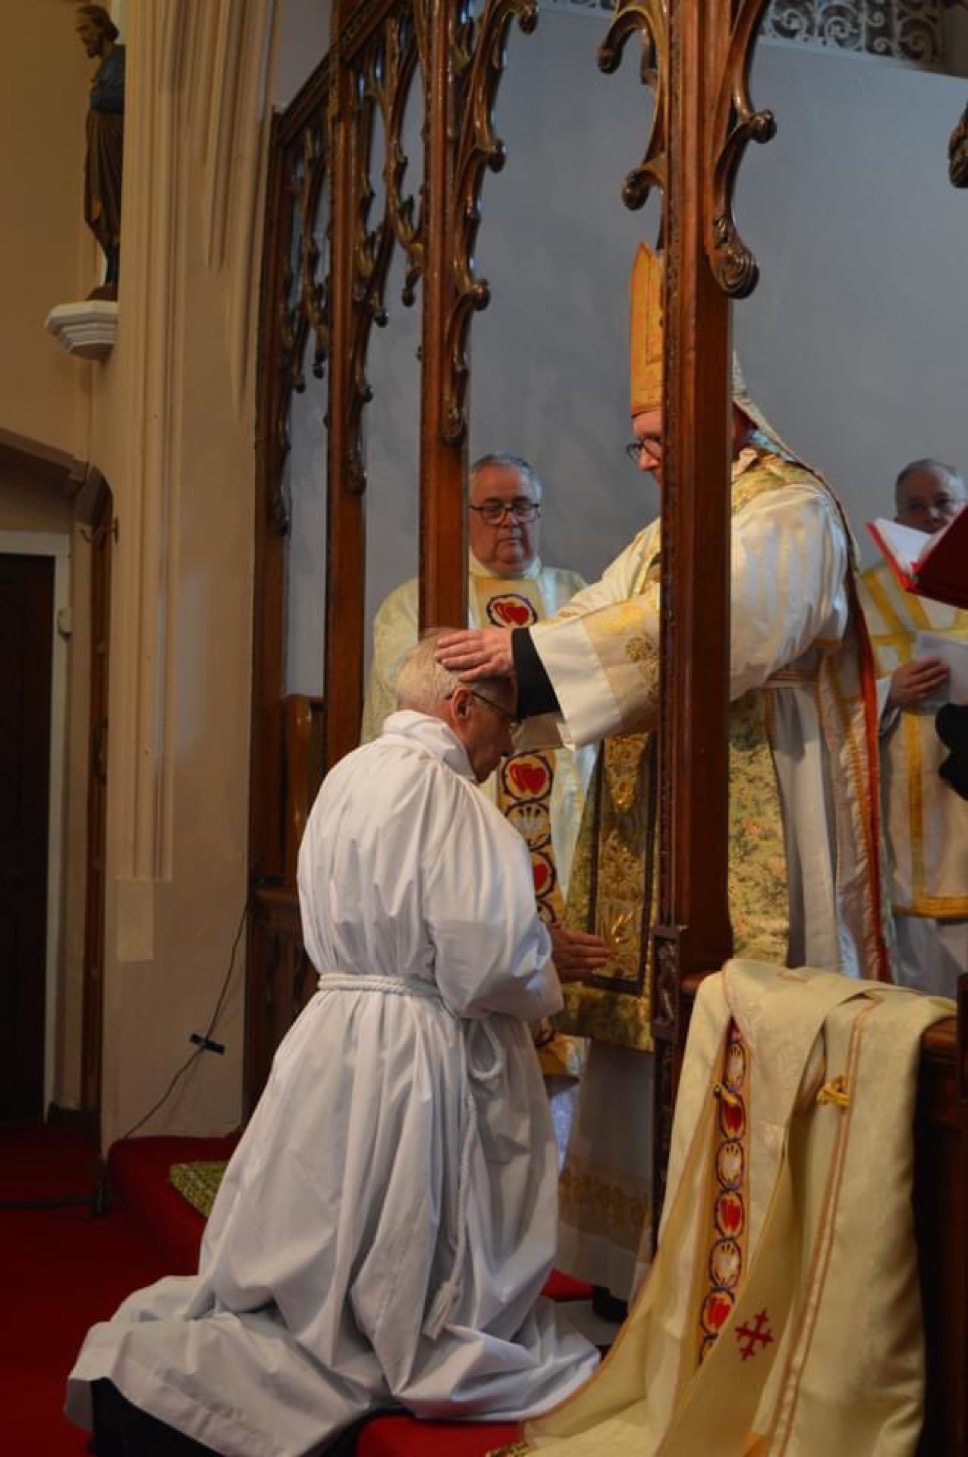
[546,0,952,67]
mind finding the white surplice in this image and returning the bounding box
[66,712,598,1457]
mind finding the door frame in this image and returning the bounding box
[0,531,70,1115]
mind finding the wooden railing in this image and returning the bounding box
[244,694,325,1117]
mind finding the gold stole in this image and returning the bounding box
[560,460,795,1052]
[472,575,567,925]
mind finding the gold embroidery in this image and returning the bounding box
[560,457,800,1051]
[559,1165,651,1253]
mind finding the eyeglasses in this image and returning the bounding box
[468,498,541,525]
[469,689,520,731]
[903,497,962,517]
[624,436,663,464]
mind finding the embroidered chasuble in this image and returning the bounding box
[490,960,951,1457]
[535,447,892,1056]
[858,559,968,920]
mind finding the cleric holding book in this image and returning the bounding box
[859,458,968,995]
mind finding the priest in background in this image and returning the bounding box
[859,457,968,995]
[66,632,599,1457]
[437,241,893,1309]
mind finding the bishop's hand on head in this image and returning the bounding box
[435,626,515,680]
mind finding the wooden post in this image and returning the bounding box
[324,43,368,768]
[419,0,467,633]
[651,0,735,1217]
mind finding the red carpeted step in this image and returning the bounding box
[541,1268,592,1302]
[109,1134,591,1306]
[356,1414,521,1456]
[108,1133,239,1273]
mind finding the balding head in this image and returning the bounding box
[895,458,966,535]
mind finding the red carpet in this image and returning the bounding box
[0,1125,169,1457]
[3,1126,590,1455]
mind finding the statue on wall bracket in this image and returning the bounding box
[75,5,125,300]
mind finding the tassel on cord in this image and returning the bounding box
[816,1075,850,1109]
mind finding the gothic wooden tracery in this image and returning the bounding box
[248,6,968,1445]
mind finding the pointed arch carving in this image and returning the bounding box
[440,0,539,446]
[598,0,669,211]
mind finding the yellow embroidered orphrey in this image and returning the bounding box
[489,962,952,1456]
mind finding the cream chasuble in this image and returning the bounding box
[859,559,968,920]
[519,444,893,1054]
[523,446,892,1299]
[491,961,951,1457]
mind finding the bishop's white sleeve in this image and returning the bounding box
[527,483,849,750]
[726,483,850,698]
[426,788,562,1023]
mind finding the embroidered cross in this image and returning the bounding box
[735,1309,774,1361]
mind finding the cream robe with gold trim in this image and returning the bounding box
[858,559,968,993]
[494,961,951,1457]
[521,446,892,1299]
[524,448,889,984]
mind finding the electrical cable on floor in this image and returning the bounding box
[0,893,251,1217]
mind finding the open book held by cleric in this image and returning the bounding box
[867,506,968,609]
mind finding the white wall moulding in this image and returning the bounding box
[45,301,118,361]
[546,0,959,68]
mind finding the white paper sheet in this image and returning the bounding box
[914,631,968,703]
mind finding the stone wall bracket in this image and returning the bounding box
[45,300,119,361]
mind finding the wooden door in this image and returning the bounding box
[0,553,54,1123]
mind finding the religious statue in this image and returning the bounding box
[950,98,968,188]
[75,5,125,299]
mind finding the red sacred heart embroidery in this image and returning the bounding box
[719,1195,742,1234]
[533,862,551,894]
[492,598,533,626]
[722,1100,744,1136]
[509,761,548,796]
[707,1295,732,1330]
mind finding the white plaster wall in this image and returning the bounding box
[737,42,968,564]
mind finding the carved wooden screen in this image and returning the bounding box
[248,6,968,1445]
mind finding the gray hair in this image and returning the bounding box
[395,629,511,715]
[395,631,462,713]
[470,453,543,503]
[895,457,965,504]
